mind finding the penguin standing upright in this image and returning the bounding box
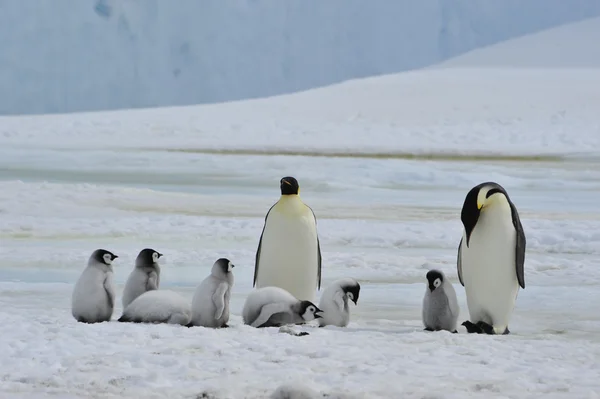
[71,249,118,323]
[317,277,360,328]
[189,258,235,328]
[422,269,459,333]
[121,248,162,309]
[253,176,322,302]
[458,182,526,335]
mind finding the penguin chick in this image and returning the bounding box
[242,286,323,328]
[189,258,235,328]
[71,249,118,323]
[122,248,162,309]
[118,290,191,326]
[318,277,360,327]
[422,269,459,333]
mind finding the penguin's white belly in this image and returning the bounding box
[257,208,319,302]
[462,213,519,332]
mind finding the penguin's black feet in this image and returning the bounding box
[452,330,458,334]
[476,321,496,335]
[462,320,483,334]
[424,327,434,332]
[220,323,230,329]
[296,331,310,337]
[502,327,510,335]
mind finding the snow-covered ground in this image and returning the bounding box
[1,19,600,399]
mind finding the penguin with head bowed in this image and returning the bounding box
[253,176,322,303]
[118,290,192,326]
[121,248,162,309]
[458,181,526,335]
[422,269,459,333]
[189,258,235,328]
[71,249,118,323]
[242,286,323,329]
[318,277,361,327]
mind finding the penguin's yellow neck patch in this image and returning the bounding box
[275,195,306,214]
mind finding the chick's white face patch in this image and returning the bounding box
[103,253,113,265]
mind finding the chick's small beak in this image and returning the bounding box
[157,253,163,258]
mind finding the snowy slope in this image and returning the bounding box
[2,68,600,157]
[1,0,600,115]
[435,16,600,68]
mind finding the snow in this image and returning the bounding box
[2,16,600,399]
[2,0,600,115]
[435,16,600,68]
[3,68,600,158]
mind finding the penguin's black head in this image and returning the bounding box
[426,270,444,292]
[299,301,323,321]
[214,257,234,274]
[341,280,361,305]
[136,248,162,267]
[460,181,508,246]
[91,249,118,266]
[280,176,299,196]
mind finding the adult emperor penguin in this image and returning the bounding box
[122,248,162,309]
[71,249,118,323]
[253,176,322,302]
[189,258,235,328]
[458,181,526,335]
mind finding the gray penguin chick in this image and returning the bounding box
[121,248,162,309]
[318,277,360,327]
[71,249,118,323]
[422,269,459,333]
[189,258,235,328]
[242,286,323,328]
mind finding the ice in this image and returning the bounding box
[1,17,600,399]
[2,1,600,115]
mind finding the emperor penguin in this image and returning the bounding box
[317,277,360,327]
[458,181,526,335]
[242,286,323,328]
[189,258,235,328]
[422,270,459,333]
[118,290,192,326]
[122,248,162,309]
[71,249,118,323]
[253,176,322,303]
